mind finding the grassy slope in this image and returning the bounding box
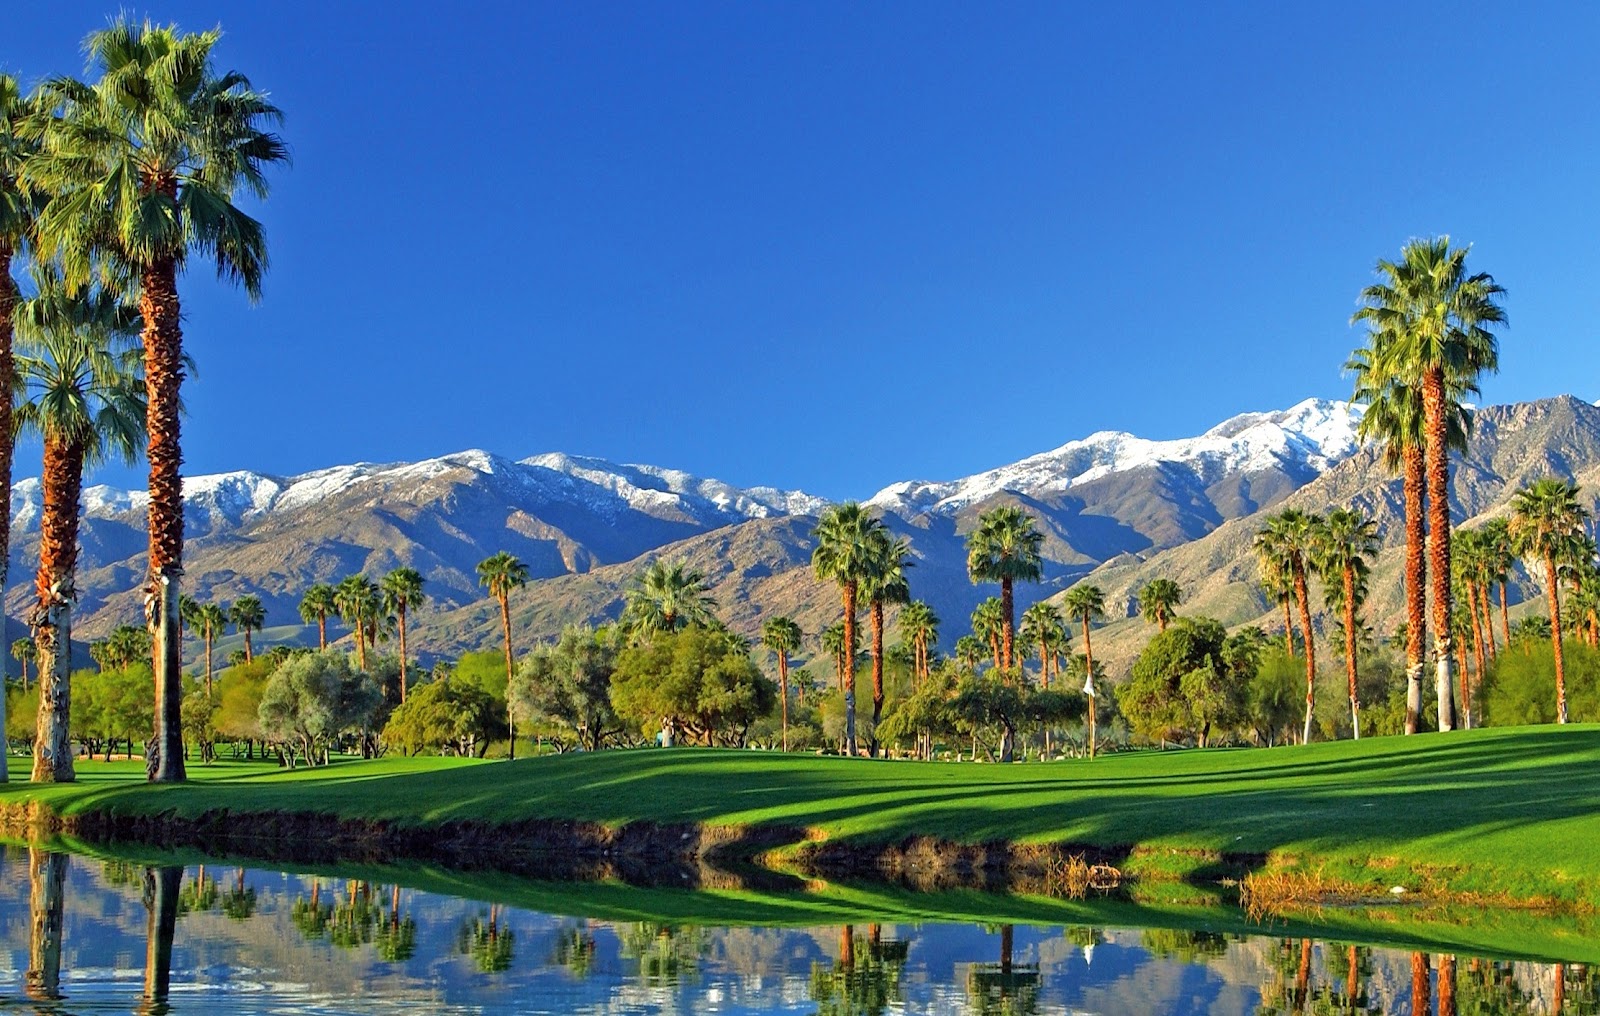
[8,725,1600,905]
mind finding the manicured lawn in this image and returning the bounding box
[7,725,1600,905]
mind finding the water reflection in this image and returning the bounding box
[0,845,1594,1014]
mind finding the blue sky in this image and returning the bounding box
[7,3,1599,499]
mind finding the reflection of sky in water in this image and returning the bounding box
[0,849,1577,1014]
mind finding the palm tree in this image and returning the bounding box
[953,634,984,672]
[1019,602,1065,687]
[898,600,939,687]
[11,638,34,691]
[862,530,913,751]
[228,595,266,664]
[761,616,803,751]
[1137,579,1182,633]
[477,551,529,759]
[1454,528,1492,727]
[820,622,849,692]
[1509,478,1591,724]
[1062,583,1106,758]
[1254,509,1323,744]
[380,568,425,702]
[299,583,338,650]
[1311,509,1378,739]
[1482,517,1515,653]
[622,559,716,642]
[14,277,145,782]
[1355,237,1505,734]
[970,597,1005,670]
[812,503,884,757]
[334,575,381,672]
[24,22,289,782]
[193,602,225,695]
[965,505,1044,669]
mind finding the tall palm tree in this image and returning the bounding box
[898,600,939,687]
[965,505,1044,669]
[820,622,849,692]
[14,277,145,782]
[862,529,912,751]
[1255,509,1323,744]
[1454,528,1491,726]
[1509,478,1590,724]
[334,575,381,672]
[194,602,225,695]
[1019,602,1065,687]
[380,568,425,702]
[1482,517,1515,653]
[1063,583,1105,758]
[812,503,884,757]
[299,583,338,651]
[760,616,803,751]
[1311,509,1378,739]
[228,595,265,664]
[477,551,529,759]
[1355,237,1505,734]
[622,559,716,642]
[1137,578,1182,633]
[11,637,36,690]
[970,597,1005,670]
[24,20,289,782]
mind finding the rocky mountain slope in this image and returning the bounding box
[10,395,1596,677]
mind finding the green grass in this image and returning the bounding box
[8,725,1600,908]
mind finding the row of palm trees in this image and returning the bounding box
[1,20,289,783]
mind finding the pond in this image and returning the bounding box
[0,846,1588,1015]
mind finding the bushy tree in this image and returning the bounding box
[611,627,776,747]
[213,658,276,750]
[70,663,152,760]
[512,626,624,751]
[258,651,381,765]
[1481,641,1600,726]
[381,675,505,756]
[1123,618,1256,746]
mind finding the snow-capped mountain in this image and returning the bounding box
[867,399,1363,516]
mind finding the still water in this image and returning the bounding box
[0,847,1586,1015]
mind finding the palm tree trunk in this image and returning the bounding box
[1499,584,1511,652]
[1343,564,1359,740]
[1294,560,1316,745]
[25,848,65,1001]
[1346,945,1359,1007]
[1038,636,1048,687]
[1545,556,1569,724]
[397,605,408,703]
[204,631,213,697]
[869,600,885,755]
[1437,954,1456,1016]
[1466,582,1486,730]
[1421,369,1457,731]
[1403,444,1427,735]
[1281,598,1294,656]
[1410,952,1430,1016]
[142,257,187,782]
[317,613,327,650]
[142,866,181,1008]
[31,436,85,783]
[778,652,789,752]
[356,627,367,672]
[243,629,253,663]
[0,240,13,784]
[500,594,516,759]
[1481,583,1497,659]
[1000,578,1015,669]
[842,582,857,756]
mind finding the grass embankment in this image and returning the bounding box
[5,725,1599,911]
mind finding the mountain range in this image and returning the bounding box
[9,394,1599,677]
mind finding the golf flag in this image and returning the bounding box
[1083,672,1095,697]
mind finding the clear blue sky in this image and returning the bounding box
[8,4,1599,499]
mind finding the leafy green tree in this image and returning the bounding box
[965,505,1044,668]
[1481,640,1600,726]
[299,583,338,650]
[257,651,381,765]
[1312,508,1378,738]
[812,502,884,756]
[381,673,504,756]
[621,559,716,642]
[611,626,776,746]
[228,594,266,663]
[212,657,275,754]
[1137,579,1182,633]
[1122,618,1256,746]
[1019,602,1065,687]
[181,681,219,763]
[761,615,803,750]
[1254,509,1322,743]
[950,672,1081,762]
[477,551,529,759]
[1246,650,1302,746]
[71,663,152,760]
[1510,478,1592,723]
[1354,237,1504,734]
[15,276,145,782]
[26,20,289,781]
[379,568,425,703]
[862,529,913,751]
[511,625,623,751]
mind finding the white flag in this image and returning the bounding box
[1083,673,1096,697]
